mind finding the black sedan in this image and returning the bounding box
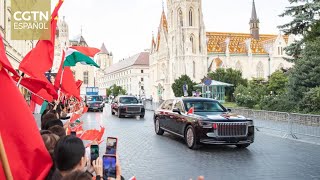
[111,95,145,118]
[154,97,254,149]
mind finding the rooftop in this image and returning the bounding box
[105,52,149,74]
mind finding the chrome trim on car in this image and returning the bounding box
[200,139,252,145]
[126,106,141,113]
[216,122,248,137]
[161,127,184,138]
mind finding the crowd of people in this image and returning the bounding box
[39,98,123,180]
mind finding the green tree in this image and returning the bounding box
[106,84,127,97]
[299,87,320,113]
[278,0,320,60]
[171,75,196,97]
[287,37,320,105]
[267,70,288,95]
[207,68,248,102]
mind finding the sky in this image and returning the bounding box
[51,0,292,62]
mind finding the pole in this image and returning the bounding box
[268,56,271,79]
[16,73,24,87]
[0,134,13,180]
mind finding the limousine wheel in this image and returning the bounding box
[111,109,115,115]
[185,125,199,149]
[155,118,164,135]
[236,144,250,148]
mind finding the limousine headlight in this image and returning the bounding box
[247,120,254,126]
[198,120,212,129]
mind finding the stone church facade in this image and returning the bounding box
[149,0,294,102]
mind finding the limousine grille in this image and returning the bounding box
[217,122,248,137]
[126,106,141,112]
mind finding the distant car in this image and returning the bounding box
[111,95,145,118]
[85,95,104,112]
[154,97,254,149]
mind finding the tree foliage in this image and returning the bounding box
[299,87,320,113]
[106,84,127,97]
[267,70,288,95]
[234,81,267,108]
[287,37,320,104]
[278,0,320,59]
[171,75,196,97]
[207,68,247,101]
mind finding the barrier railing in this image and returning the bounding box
[230,108,320,140]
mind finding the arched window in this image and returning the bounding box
[189,9,193,26]
[256,61,264,78]
[83,71,89,84]
[190,36,195,54]
[235,61,242,73]
[193,61,196,78]
[178,9,183,27]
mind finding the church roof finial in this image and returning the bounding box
[80,25,83,36]
[251,0,258,20]
[162,0,164,11]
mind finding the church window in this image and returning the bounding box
[83,71,89,84]
[178,9,183,27]
[189,9,193,26]
[193,61,196,78]
[256,62,264,78]
[171,10,174,27]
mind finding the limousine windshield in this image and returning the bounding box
[183,99,227,112]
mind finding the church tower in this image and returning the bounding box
[166,0,207,82]
[250,0,260,40]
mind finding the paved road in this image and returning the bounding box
[79,105,320,180]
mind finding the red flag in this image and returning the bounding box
[187,107,194,115]
[70,46,100,57]
[12,75,58,100]
[0,68,52,179]
[70,113,82,123]
[19,1,63,82]
[0,35,19,76]
[80,127,105,141]
[54,51,81,100]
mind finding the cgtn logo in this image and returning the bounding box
[13,11,49,30]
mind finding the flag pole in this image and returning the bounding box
[16,72,24,87]
[0,134,13,180]
[18,84,54,106]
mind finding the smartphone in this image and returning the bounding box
[105,137,117,155]
[90,145,99,164]
[70,131,76,136]
[103,155,116,179]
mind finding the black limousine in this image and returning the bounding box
[154,97,254,149]
[111,95,145,118]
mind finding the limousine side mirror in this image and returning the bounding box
[227,108,232,112]
[173,108,181,115]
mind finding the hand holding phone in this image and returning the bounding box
[105,137,117,155]
[90,145,99,164]
[103,155,116,179]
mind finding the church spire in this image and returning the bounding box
[250,0,260,40]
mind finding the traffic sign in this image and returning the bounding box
[204,78,212,86]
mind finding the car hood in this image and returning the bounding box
[87,101,103,104]
[194,112,247,121]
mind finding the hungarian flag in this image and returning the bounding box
[54,51,81,100]
[18,0,64,82]
[0,68,52,179]
[63,47,100,68]
[0,35,18,76]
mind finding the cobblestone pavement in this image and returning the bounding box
[63,105,320,180]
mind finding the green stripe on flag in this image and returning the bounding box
[63,51,100,68]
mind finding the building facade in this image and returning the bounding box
[149,0,294,102]
[0,0,35,100]
[95,43,113,95]
[99,52,150,99]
